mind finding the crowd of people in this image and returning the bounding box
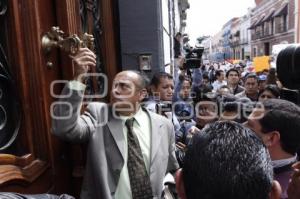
[6,46,299,199]
[51,46,300,199]
[143,59,300,199]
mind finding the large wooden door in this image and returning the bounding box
[0,0,119,196]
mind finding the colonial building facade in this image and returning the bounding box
[250,0,295,57]
[202,0,299,62]
[239,10,252,60]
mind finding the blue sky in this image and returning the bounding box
[186,0,256,45]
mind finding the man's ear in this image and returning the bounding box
[269,180,281,199]
[175,169,187,199]
[266,131,280,147]
[139,88,148,101]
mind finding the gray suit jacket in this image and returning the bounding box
[52,86,179,199]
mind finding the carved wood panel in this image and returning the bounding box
[0,0,21,154]
[0,0,71,194]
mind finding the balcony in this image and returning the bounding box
[181,11,187,20]
[251,28,275,40]
[229,40,240,47]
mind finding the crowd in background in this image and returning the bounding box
[144,57,300,198]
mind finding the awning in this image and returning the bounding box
[255,15,266,26]
[248,15,265,29]
[273,3,288,17]
[262,10,275,23]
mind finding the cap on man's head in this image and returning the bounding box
[258,74,267,81]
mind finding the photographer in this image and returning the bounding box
[145,72,191,173]
[144,72,180,132]
[175,91,220,167]
[173,72,194,120]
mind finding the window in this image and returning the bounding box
[275,15,287,33]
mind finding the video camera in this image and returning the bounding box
[183,46,204,69]
[276,44,300,105]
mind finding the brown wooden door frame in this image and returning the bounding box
[0,0,120,195]
[0,0,58,192]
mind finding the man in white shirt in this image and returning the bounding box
[212,70,226,92]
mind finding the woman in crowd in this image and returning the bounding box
[258,84,281,102]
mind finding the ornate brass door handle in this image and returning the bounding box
[41,26,94,68]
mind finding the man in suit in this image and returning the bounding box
[52,48,179,199]
[226,68,244,95]
[235,73,259,101]
[246,99,300,199]
[175,121,281,199]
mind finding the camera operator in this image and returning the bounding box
[173,44,205,118]
[182,45,204,77]
[174,32,182,58]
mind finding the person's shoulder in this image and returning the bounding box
[148,110,166,119]
[235,90,245,97]
[148,110,173,125]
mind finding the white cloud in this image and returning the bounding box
[186,0,256,45]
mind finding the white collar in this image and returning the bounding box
[272,154,298,168]
[119,107,145,126]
